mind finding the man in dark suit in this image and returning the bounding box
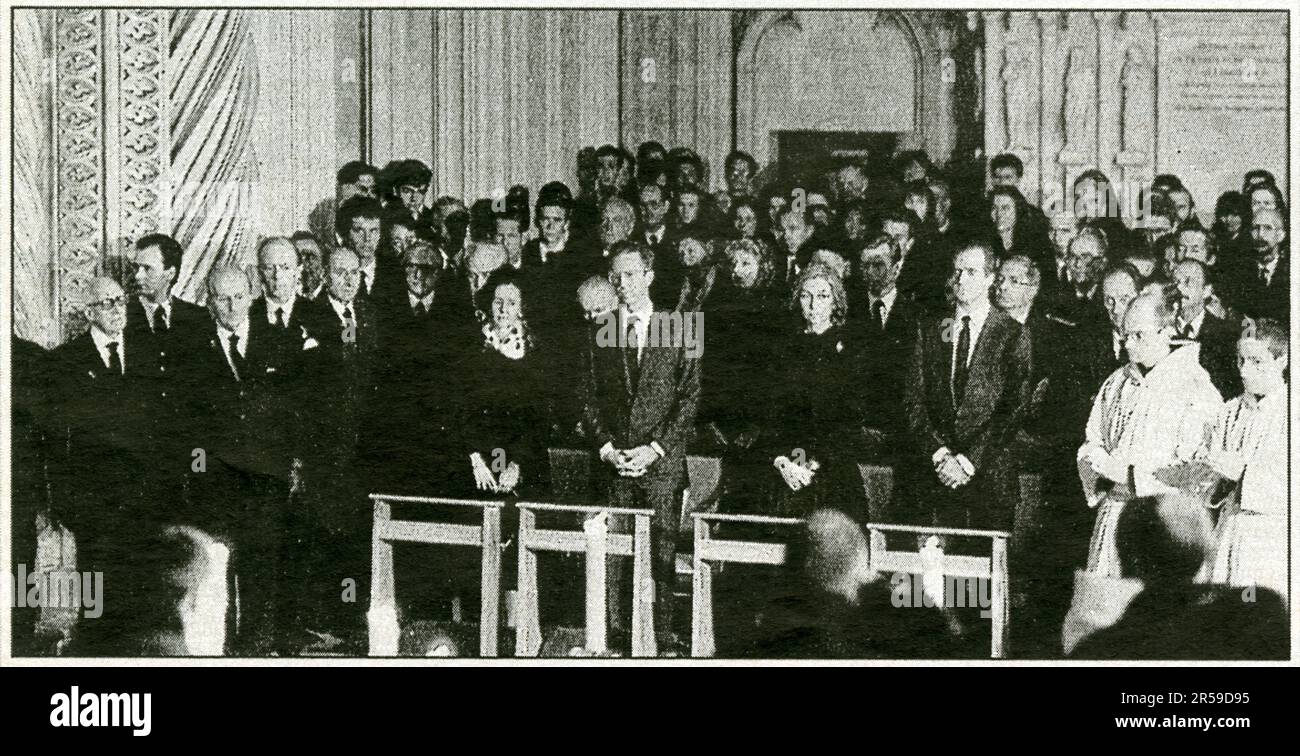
[1172,259,1239,399]
[775,205,821,292]
[850,234,922,460]
[125,233,209,490]
[293,245,382,648]
[993,255,1100,654]
[1220,207,1289,325]
[883,209,947,314]
[187,265,315,654]
[636,182,684,306]
[250,237,319,360]
[583,241,701,655]
[902,241,1032,533]
[48,277,164,654]
[336,195,399,307]
[1048,229,1110,330]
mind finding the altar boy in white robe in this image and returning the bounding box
[1161,318,1287,599]
[1077,290,1222,577]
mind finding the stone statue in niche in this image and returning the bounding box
[1001,44,1034,150]
[1120,47,1152,154]
[1062,45,1095,151]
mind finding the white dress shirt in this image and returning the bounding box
[950,298,991,379]
[868,287,899,327]
[140,297,172,332]
[408,291,436,314]
[264,296,297,327]
[328,295,357,325]
[90,327,125,373]
[360,261,377,295]
[620,301,654,364]
[216,319,250,379]
[1177,308,1206,339]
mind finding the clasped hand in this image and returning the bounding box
[935,452,972,489]
[603,445,659,477]
[775,455,817,492]
[470,453,522,493]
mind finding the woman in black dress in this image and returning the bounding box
[763,264,864,520]
[462,266,552,499]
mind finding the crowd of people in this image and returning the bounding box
[10,141,1290,659]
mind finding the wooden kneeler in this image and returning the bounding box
[690,512,804,657]
[368,494,505,657]
[864,522,1012,659]
[514,501,657,658]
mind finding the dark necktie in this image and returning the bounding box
[107,341,122,375]
[414,301,427,318]
[1182,322,1195,340]
[228,334,245,379]
[360,271,370,295]
[953,315,971,406]
[872,299,885,333]
[275,307,286,328]
[152,306,168,333]
[625,316,641,381]
[1259,267,1269,286]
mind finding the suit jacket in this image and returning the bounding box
[124,296,208,406]
[850,288,923,446]
[187,322,312,481]
[1190,311,1240,400]
[48,332,159,502]
[905,307,1033,473]
[1219,246,1289,324]
[582,310,702,486]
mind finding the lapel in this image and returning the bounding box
[956,310,1010,425]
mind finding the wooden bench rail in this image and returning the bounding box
[690,513,1012,660]
[368,495,503,658]
[514,503,658,658]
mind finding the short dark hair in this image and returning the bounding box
[636,141,666,164]
[893,149,933,180]
[1103,261,1143,291]
[1243,169,1276,190]
[535,192,572,225]
[336,160,377,186]
[594,144,624,166]
[135,233,184,272]
[336,196,384,237]
[290,230,320,246]
[860,232,901,264]
[879,209,916,235]
[990,152,1024,177]
[725,150,758,175]
[475,264,533,321]
[1151,173,1185,193]
[1073,169,1113,190]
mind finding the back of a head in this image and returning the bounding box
[1116,494,1212,586]
[138,525,229,656]
[802,509,871,599]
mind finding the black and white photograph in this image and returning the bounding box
[2,0,1293,675]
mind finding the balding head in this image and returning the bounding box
[599,198,635,247]
[466,241,506,295]
[803,509,875,603]
[257,237,301,304]
[577,275,618,322]
[206,266,254,331]
[1122,291,1175,369]
[83,276,128,337]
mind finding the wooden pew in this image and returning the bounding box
[367,494,505,657]
[689,514,1014,659]
[514,501,657,658]
[690,512,804,657]
[864,522,1012,658]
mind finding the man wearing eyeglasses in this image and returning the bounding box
[49,276,157,654]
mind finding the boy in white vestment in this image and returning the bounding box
[1077,290,1222,577]
[1165,318,1287,598]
